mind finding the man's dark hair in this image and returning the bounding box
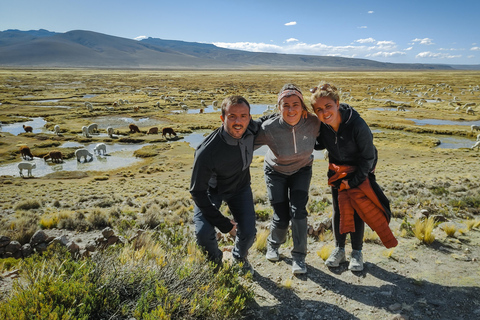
[221,95,250,117]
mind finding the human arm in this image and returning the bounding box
[190,150,234,233]
[347,120,376,188]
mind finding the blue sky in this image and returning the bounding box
[1,0,479,65]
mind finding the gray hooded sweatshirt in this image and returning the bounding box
[255,113,321,175]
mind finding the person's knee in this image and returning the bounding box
[290,190,309,220]
[272,218,290,229]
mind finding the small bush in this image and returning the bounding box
[429,186,449,196]
[308,199,329,214]
[87,209,111,230]
[0,231,254,319]
[255,208,272,222]
[14,199,41,211]
[0,257,21,271]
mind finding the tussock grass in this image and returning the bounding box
[282,278,293,289]
[252,229,269,251]
[443,223,457,237]
[363,229,380,243]
[317,244,334,261]
[383,248,395,259]
[14,199,41,211]
[465,219,478,231]
[414,217,436,244]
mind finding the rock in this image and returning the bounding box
[5,241,22,254]
[85,241,96,252]
[0,235,11,247]
[30,230,48,247]
[51,235,69,247]
[35,243,48,253]
[102,227,114,238]
[67,241,80,254]
[22,243,33,257]
[106,235,119,246]
[388,303,402,312]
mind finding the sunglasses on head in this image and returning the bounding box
[310,83,331,94]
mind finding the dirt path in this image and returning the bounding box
[242,226,480,320]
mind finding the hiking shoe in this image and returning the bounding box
[292,259,307,274]
[265,245,280,262]
[325,247,346,267]
[234,257,255,276]
[348,250,364,271]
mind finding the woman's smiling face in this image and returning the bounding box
[279,95,303,126]
[312,96,341,130]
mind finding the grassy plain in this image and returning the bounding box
[1,69,480,319]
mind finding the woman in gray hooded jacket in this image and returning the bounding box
[255,84,320,274]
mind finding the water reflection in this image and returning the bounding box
[181,131,325,159]
[406,118,480,126]
[0,117,47,135]
[175,104,273,116]
[83,94,96,98]
[0,142,146,177]
[89,116,164,129]
[371,128,475,149]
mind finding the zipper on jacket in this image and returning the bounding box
[292,127,297,153]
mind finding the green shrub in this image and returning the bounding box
[0,231,253,319]
[308,199,329,213]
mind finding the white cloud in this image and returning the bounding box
[358,26,367,29]
[412,38,434,45]
[468,55,475,58]
[134,35,147,41]
[214,42,283,53]
[471,47,480,51]
[405,47,413,51]
[416,51,461,59]
[354,38,375,44]
[285,21,297,26]
[285,38,299,43]
[368,11,374,14]
[367,51,406,58]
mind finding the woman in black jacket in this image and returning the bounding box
[310,83,392,272]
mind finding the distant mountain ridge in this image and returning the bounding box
[0,29,476,70]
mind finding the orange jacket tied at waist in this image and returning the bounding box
[328,163,398,249]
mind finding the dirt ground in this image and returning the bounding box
[1,69,480,319]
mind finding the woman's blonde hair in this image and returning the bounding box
[309,82,340,105]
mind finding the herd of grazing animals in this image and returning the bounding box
[14,117,179,177]
[8,89,478,179]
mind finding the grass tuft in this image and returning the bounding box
[443,223,457,237]
[252,229,269,251]
[414,217,436,244]
[317,245,334,261]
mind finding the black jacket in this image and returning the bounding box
[190,120,259,233]
[315,103,377,189]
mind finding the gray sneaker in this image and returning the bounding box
[234,257,255,276]
[292,259,307,274]
[265,245,280,261]
[325,247,346,267]
[348,250,364,271]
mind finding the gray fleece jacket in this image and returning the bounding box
[255,113,321,175]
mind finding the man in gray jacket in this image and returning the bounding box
[190,95,259,274]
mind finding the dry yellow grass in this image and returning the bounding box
[414,217,436,244]
[252,229,269,251]
[317,244,334,261]
[443,223,457,237]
